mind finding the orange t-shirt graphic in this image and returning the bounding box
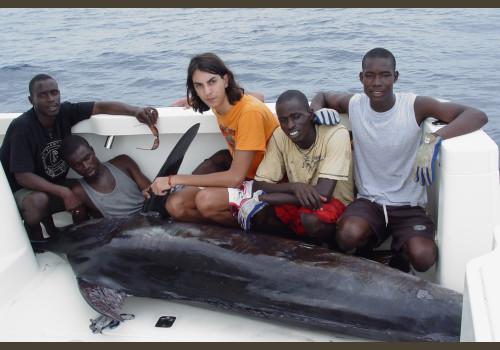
[213,95,278,179]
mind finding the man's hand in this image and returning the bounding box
[150,176,172,196]
[291,183,327,210]
[72,206,89,223]
[172,97,192,109]
[61,187,83,215]
[135,107,158,125]
[412,132,443,186]
[313,108,341,126]
[142,185,153,199]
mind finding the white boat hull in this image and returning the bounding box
[0,105,499,341]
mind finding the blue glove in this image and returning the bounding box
[412,132,443,186]
[313,108,341,126]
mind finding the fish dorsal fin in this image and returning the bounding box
[142,123,200,217]
[77,278,125,322]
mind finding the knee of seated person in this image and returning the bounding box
[196,189,234,222]
[301,214,327,237]
[336,218,365,251]
[165,193,188,219]
[23,191,51,213]
[194,189,219,215]
[336,230,358,252]
[252,211,266,228]
[21,192,51,224]
[247,205,271,231]
[408,242,438,272]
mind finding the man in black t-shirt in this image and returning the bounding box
[0,74,159,240]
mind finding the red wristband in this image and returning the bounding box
[168,175,174,188]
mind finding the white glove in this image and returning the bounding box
[412,132,443,186]
[313,108,341,126]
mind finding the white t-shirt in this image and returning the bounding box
[348,92,426,207]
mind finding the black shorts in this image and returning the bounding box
[338,198,435,252]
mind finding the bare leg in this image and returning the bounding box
[21,191,51,240]
[41,216,60,237]
[300,213,338,248]
[251,206,295,238]
[336,216,372,252]
[23,222,44,241]
[165,150,233,224]
[195,187,239,228]
[400,236,438,272]
[166,187,212,224]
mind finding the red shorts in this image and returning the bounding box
[274,199,346,237]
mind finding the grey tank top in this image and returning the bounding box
[348,92,426,207]
[79,162,144,218]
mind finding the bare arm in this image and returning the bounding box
[111,155,152,197]
[247,91,264,102]
[414,96,488,140]
[92,101,158,125]
[255,178,337,210]
[310,92,353,113]
[150,150,254,195]
[69,182,96,223]
[15,172,82,213]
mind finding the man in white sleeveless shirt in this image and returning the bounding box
[60,135,151,222]
[311,48,488,272]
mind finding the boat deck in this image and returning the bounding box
[0,248,366,342]
[1,108,499,341]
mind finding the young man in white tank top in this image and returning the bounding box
[311,48,488,272]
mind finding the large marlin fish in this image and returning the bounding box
[32,213,462,342]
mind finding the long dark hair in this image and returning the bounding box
[186,53,244,113]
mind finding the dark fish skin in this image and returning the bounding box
[33,213,463,342]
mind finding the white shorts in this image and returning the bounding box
[228,180,254,217]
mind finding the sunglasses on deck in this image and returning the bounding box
[136,124,159,151]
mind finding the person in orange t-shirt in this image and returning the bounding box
[149,52,278,227]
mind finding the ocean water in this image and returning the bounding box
[1,8,499,157]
